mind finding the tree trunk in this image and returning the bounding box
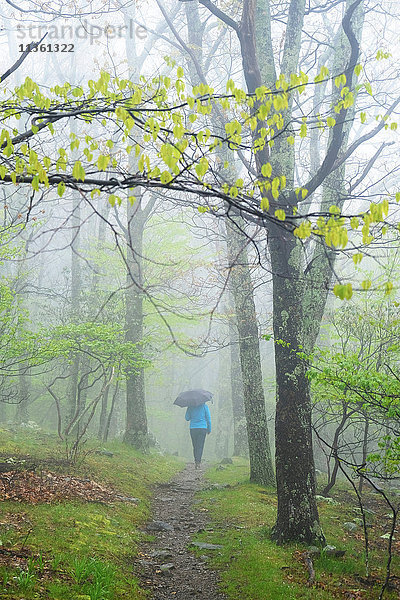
[228,306,248,457]
[358,414,369,494]
[65,190,81,429]
[98,384,110,441]
[180,0,274,481]
[269,231,324,543]
[15,364,29,424]
[322,402,351,496]
[123,201,149,451]
[226,218,275,486]
[104,383,120,442]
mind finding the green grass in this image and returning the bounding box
[194,459,399,600]
[1,430,398,600]
[0,427,183,599]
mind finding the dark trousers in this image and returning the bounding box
[190,428,207,463]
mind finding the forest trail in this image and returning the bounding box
[136,463,227,600]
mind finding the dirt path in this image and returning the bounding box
[136,463,227,600]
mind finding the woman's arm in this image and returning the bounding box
[185,407,191,421]
[205,404,211,433]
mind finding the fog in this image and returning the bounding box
[0,0,399,498]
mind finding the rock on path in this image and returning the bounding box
[135,464,227,600]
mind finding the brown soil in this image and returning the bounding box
[135,463,227,600]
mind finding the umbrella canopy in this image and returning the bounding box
[174,389,213,408]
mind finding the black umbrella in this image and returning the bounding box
[174,389,213,407]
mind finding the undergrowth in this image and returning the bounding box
[194,459,399,600]
[0,427,182,599]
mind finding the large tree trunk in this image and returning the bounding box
[123,201,149,451]
[269,232,324,543]
[121,7,154,452]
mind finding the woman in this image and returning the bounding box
[185,402,211,469]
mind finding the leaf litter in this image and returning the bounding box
[0,468,135,504]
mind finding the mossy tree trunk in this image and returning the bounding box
[226,218,275,485]
[269,230,323,543]
[228,301,248,457]
[121,6,157,451]
[123,200,149,452]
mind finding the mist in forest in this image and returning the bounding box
[0,0,399,530]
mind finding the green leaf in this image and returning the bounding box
[72,160,85,182]
[350,217,359,230]
[97,155,110,171]
[31,175,39,191]
[261,163,272,178]
[160,171,173,184]
[361,280,371,290]
[108,194,121,207]
[57,181,66,197]
[384,281,393,295]
[333,283,352,300]
[195,157,209,179]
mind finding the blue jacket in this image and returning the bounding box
[185,404,211,433]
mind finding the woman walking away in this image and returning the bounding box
[185,403,211,469]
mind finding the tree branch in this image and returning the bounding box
[0,34,48,83]
[156,0,208,85]
[291,0,363,204]
[333,96,400,173]
[350,141,395,192]
[198,0,240,33]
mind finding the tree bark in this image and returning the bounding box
[123,201,149,451]
[65,189,81,429]
[269,229,324,543]
[228,302,248,457]
[226,218,275,485]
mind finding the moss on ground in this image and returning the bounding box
[194,459,399,600]
[0,428,183,599]
[1,431,398,600]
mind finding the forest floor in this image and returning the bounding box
[0,429,399,600]
[134,463,227,600]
